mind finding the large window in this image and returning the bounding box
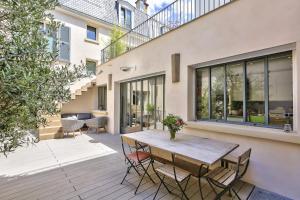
[120,7,132,29]
[196,52,293,129]
[98,86,107,111]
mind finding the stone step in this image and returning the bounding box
[39,132,63,140]
[46,119,61,127]
[39,126,62,134]
[42,115,61,121]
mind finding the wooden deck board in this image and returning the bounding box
[0,133,253,200]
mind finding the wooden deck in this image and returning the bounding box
[0,133,254,200]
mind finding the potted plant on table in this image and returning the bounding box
[162,114,186,140]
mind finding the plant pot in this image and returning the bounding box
[169,130,176,140]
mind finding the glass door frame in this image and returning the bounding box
[120,75,165,134]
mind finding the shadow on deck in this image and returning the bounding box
[0,133,269,200]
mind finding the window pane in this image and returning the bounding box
[87,26,96,40]
[125,9,132,29]
[211,66,225,120]
[246,59,265,124]
[156,76,164,130]
[226,63,244,122]
[268,53,293,127]
[86,61,96,75]
[98,86,107,110]
[196,68,209,119]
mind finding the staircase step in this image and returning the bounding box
[39,132,63,140]
[39,126,62,134]
[75,89,82,96]
[43,115,61,121]
[46,119,61,127]
[71,93,76,100]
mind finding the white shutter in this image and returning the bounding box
[59,25,70,61]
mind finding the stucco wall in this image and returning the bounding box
[51,9,112,66]
[52,9,112,114]
[61,86,98,114]
[96,0,300,198]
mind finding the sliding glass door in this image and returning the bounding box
[120,75,165,133]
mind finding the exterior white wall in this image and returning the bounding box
[51,8,112,66]
[61,86,98,114]
[51,8,113,114]
[96,0,300,198]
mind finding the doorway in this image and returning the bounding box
[120,75,165,133]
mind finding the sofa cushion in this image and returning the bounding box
[61,114,77,119]
[77,113,92,120]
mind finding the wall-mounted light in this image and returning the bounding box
[97,70,103,75]
[120,66,136,72]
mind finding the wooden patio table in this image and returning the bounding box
[123,129,239,166]
[123,130,239,199]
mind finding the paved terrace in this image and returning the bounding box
[0,133,276,200]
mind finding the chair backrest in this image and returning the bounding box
[121,135,136,147]
[236,148,251,177]
[149,146,173,162]
[238,148,251,165]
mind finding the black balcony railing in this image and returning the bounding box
[101,0,233,64]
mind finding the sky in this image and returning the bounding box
[127,0,175,16]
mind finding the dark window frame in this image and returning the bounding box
[87,25,97,41]
[195,51,293,129]
[98,85,107,111]
[120,7,132,29]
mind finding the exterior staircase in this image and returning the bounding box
[70,77,96,100]
[39,78,97,140]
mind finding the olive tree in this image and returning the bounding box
[0,0,85,156]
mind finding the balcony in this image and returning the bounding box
[101,0,233,64]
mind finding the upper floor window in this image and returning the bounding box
[120,7,132,29]
[40,23,70,62]
[87,25,97,40]
[86,60,96,75]
[196,52,293,129]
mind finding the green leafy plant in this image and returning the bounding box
[146,103,155,113]
[0,0,86,156]
[109,26,126,59]
[162,114,185,140]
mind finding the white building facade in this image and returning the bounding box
[91,0,300,199]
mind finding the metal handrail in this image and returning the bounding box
[101,0,233,64]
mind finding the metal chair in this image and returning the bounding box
[205,148,252,200]
[174,156,209,200]
[149,146,192,200]
[120,136,155,194]
[221,148,251,178]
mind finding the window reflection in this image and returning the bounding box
[211,66,225,120]
[268,53,293,127]
[196,68,209,119]
[246,59,265,124]
[226,63,243,122]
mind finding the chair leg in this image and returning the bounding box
[232,188,241,200]
[198,178,205,200]
[180,175,191,200]
[151,161,171,194]
[121,165,132,184]
[207,178,218,195]
[140,161,155,184]
[177,176,190,200]
[135,161,154,194]
[153,176,164,200]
